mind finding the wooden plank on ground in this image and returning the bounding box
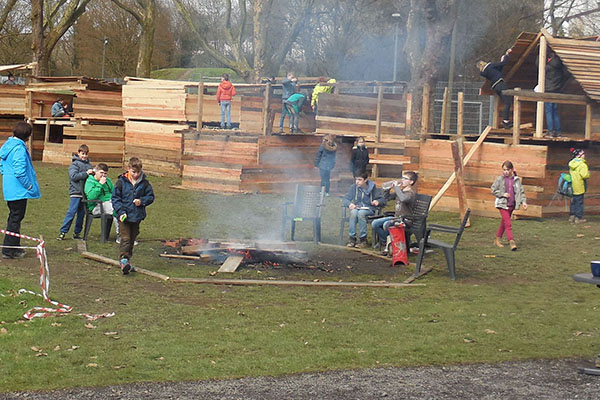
[218,255,244,273]
[170,277,424,288]
[81,251,170,281]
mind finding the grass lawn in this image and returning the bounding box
[1,162,600,392]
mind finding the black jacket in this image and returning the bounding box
[545,55,566,93]
[480,54,508,89]
[112,172,155,223]
[350,146,369,174]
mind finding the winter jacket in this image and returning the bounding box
[281,78,297,100]
[342,180,385,213]
[350,145,369,174]
[216,80,237,103]
[84,175,114,212]
[480,54,508,89]
[545,55,567,93]
[112,171,155,223]
[0,137,41,201]
[386,186,416,217]
[569,157,590,195]
[284,93,306,113]
[68,154,92,197]
[491,174,526,210]
[315,140,337,171]
[51,101,66,117]
[311,79,336,107]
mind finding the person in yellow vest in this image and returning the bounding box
[311,77,336,116]
[568,148,590,224]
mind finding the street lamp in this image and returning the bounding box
[101,37,109,79]
[392,13,401,82]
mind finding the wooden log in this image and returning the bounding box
[429,125,492,210]
[81,251,170,281]
[586,103,592,140]
[373,84,384,178]
[513,94,521,145]
[457,91,464,138]
[421,84,431,137]
[536,35,546,138]
[170,277,424,288]
[450,141,469,226]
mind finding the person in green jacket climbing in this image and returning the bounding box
[283,92,307,133]
[568,148,590,224]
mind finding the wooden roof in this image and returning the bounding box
[31,76,121,92]
[480,30,600,102]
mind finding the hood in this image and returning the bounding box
[569,157,587,169]
[323,139,337,152]
[327,78,336,84]
[220,81,233,90]
[0,137,25,161]
[362,179,375,194]
[120,170,147,186]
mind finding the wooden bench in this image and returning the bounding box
[369,154,410,166]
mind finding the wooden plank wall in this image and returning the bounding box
[122,84,187,121]
[74,90,123,122]
[0,85,26,115]
[185,94,241,124]
[125,120,187,175]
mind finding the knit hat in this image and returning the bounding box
[571,147,583,158]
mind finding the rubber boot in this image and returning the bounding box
[494,237,504,248]
[509,240,517,251]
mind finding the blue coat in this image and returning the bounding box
[342,180,385,213]
[315,143,336,171]
[0,137,41,201]
[112,172,154,223]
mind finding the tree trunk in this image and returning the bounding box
[252,0,273,82]
[30,0,45,77]
[136,4,156,77]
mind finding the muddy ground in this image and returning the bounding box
[3,359,600,399]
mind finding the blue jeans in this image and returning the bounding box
[60,197,85,234]
[545,102,560,133]
[570,194,584,219]
[348,208,374,239]
[372,216,395,244]
[319,168,331,194]
[279,99,289,129]
[220,101,231,128]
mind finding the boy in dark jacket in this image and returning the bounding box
[314,134,337,196]
[57,144,93,240]
[342,170,385,248]
[350,137,369,176]
[537,50,568,138]
[477,48,513,129]
[112,157,154,275]
[216,73,236,129]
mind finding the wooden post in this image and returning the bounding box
[457,91,464,138]
[440,87,449,134]
[492,95,500,129]
[421,84,431,137]
[536,35,546,138]
[196,81,204,131]
[262,83,272,135]
[585,103,592,140]
[44,118,51,144]
[372,83,384,179]
[405,92,412,135]
[450,141,469,227]
[512,91,521,145]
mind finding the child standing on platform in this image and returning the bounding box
[216,73,236,129]
[491,160,527,251]
[112,157,154,275]
[57,144,93,240]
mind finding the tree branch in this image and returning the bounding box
[111,0,143,25]
[0,0,18,33]
[271,0,314,68]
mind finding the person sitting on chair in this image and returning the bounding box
[371,171,418,254]
[84,162,119,241]
[342,169,385,248]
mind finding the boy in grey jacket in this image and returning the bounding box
[57,144,93,240]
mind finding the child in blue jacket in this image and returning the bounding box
[112,157,154,275]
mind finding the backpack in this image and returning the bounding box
[557,173,573,197]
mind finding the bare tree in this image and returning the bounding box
[30,0,93,76]
[0,0,19,33]
[110,0,156,77]
[546,0,600,35]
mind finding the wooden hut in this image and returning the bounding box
[418,29,600,218]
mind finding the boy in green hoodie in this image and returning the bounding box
[568,148,590,224]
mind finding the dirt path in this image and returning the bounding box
[3,359,600,399]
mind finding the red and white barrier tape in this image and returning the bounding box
[0,229,72,320]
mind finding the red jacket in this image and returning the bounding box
[217,80,236,103]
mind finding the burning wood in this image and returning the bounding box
[161,238,308,272]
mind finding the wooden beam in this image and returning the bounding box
[405,92,412,135]
[421,84,431,137]
[440,87,449,134]
[170,277,425,288]
[492,95,500,129]
[536,35,547,138]
[450,141,469,226]
[512,94,521,145]
[196,81,204,130]
[262,83,272,136]
[82,251,170,281]
[504,32,542,82]
[429,125,492,210]
[585,103,592,140]
[44,118,51,144]
[502,89,587,105]
[373,84,384,179]
[457,91,464,138]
